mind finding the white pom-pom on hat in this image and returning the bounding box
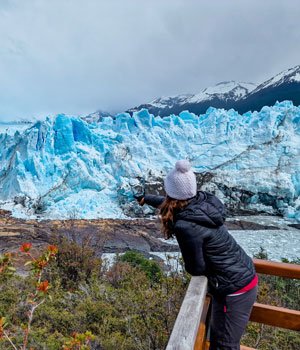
[175,159,191,173]
[164,159,197,200]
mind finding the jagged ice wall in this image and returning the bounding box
[0,101,299,221]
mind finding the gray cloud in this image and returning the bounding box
[0,0,299,120]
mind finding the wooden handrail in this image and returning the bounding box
[166,276,208,350]
[250,259,300,332]
[253,258,300,279]
[250,303,300,330]
[167,259,300,349]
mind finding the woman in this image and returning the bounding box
[135,160,257,350]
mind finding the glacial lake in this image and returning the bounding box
[102,216,300,268]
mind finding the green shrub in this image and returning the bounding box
[0,247,186,349]
[119,250,163,284]
[1,242,299,350]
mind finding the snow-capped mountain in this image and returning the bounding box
[0,101,299,222]
[127,81,257,116]
[187,81,256,103]
[127,65,300,116]
[144,93,193,110]
[236,65,300,113]
[253,65,300,91]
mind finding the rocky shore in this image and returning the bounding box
[0,209,286,256]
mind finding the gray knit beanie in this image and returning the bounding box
[164,160,197,200]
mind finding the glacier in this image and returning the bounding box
[0,101,299,221]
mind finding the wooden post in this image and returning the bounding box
[194,296,211,350]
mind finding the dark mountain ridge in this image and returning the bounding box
[126,65,300,116]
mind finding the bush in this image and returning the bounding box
[119,250,163,284]
[48,228,104,290]
[1,242,299,350]
[0,244,187,349]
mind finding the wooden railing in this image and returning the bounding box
[166,276,208,350]
[166,259,300,350]
[250,259,300,332]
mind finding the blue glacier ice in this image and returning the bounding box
[0,101,299,221]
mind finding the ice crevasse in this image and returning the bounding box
[0,101,299,221]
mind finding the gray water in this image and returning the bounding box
[102,216,300,268]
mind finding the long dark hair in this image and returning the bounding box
[159,197,188,239]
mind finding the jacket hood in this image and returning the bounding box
[176,191,226,227]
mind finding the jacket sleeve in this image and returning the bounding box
[174,221,207,276]
[143,194,165,208]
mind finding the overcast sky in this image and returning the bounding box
[0,0,299,121]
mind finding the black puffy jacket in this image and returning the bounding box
[144,191,256,296]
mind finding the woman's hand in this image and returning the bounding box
[134,194,145,206]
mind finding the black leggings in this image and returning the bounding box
[209,286,258,350]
